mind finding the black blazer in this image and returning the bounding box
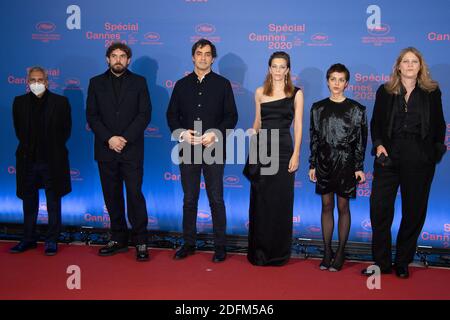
[86,70,152,161]
[13,91,72,199]
[370,84,446,163]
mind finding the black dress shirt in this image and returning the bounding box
[392,85,422,136]
[166,71,238,136]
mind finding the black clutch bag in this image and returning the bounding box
[375,153,394,167]
[243,157,260,182]
[243,133,260,182]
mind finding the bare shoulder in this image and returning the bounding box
[255,86,264,101]
[294,89,304,103]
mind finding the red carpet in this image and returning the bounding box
[0,241,449,300]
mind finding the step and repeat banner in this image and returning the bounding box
[1,0,449,248]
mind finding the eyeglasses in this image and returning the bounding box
[28,79,46,84]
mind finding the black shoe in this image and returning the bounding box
[98,241,128,256]
[44,241,58,256]
[9,241,37,253]
[329,251,345,272]
[361,265,392,276]
[135,244,149,262]
[174,245,196,260]
[394,265,409,279]
[319,249,334,270]
[212,247,227,263]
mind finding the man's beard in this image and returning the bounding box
[110,63,127,74]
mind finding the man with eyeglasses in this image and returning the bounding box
[10,66,72,256]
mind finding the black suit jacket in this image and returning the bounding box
[86,70,152,161]
[370,84,446,163]
[13,91,72,199]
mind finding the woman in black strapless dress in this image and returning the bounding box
[309,63,368,271]
[247,51,304,266]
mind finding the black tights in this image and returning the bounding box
[321,193,351,257]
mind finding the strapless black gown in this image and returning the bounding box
[247,88,299,266]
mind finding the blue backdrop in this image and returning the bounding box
[1,0,449,248]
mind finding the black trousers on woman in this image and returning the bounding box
[370,136,435,271]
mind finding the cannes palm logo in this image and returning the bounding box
[144,126,162,138]
[148,215,159,228]
[307,33,332,47]
[223,175,242,188]
[195,23,216,36]
[70,168,83,181]
[311,33,328,42]
[64,78,82,90]
[198,210,211,221]
[191,23,220,42]
[144,32,160,41]
[36,21,56,33]
[32,21,61,42]
[224,175,239,184]
[142,32,163,45]
[197,210,213,232]
[306,225,321,237]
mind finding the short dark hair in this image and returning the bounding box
[106,42,132,59]
[191,39,217,58]
[326,63,350,82]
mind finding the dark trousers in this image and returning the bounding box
[370,138,435,270]
[180,163,226,248]
[98,160,148,245]
[22,163,61,243]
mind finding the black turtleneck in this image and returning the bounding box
[109,69,128,103]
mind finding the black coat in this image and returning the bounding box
[13,91,72,199]
[309,98,368,198]
[370,84,446,163]
[86,70,152,161]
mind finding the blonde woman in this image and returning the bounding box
[363,47,446,279]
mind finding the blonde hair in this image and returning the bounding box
[262,51,295,97]
[385,47,438,94]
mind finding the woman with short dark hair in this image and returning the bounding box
[309,63,368,272]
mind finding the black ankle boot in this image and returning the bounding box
[319,249,334,270]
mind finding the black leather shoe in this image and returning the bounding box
[44,241,58,256]
[174,245,196,260]
[361,265,392,276]
[319,249,334,270]
[395,265,409,279]
[212,247,227,263]
[9,241,37,253]
[136,244,149,262]
[98,241,128,256]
